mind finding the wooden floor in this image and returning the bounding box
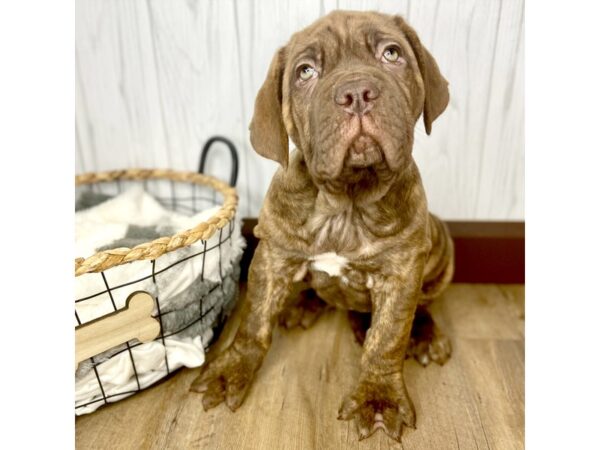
[76,283,524,450]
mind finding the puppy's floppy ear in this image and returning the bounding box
[249,47,289,167]
[395,17,449,135]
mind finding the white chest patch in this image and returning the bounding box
[309,252,348,277]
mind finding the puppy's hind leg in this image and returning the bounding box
[409,214,453,366]
[408,304,452,366]
[348,310,371,345]
[348,307,451,366]
[279,288,330,330]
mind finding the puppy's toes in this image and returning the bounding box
[429,334,452,365]
[410,333,452,367]
[355,405,377,440]
[337,394,360,420]
[190,359,224,392]
[191,343,264,412]
[225,376,252,412]
[299,306,322,329]
[279,290,327,330]
[279,306,302,329]
[339,379,415,442]
[356,407,408,442]
[410,340,431,366]
[201,379,226,411]
[381,408,405,442]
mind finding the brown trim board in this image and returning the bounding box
[240,219,524,284]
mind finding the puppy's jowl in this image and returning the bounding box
[191,11,454,442]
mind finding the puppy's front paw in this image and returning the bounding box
[190,344,263,412]
[337,378,416,442]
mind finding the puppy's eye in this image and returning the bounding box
[382,46,402,63]
[298,64,317,81]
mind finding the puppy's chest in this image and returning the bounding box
[307,208,367,252]
[300,210,388,284]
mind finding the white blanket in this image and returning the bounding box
[75,186,244,414]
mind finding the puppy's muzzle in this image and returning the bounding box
[334,79,380,116]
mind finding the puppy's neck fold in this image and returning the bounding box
[312,157,419,209]
[306,159,424,246]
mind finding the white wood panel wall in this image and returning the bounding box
[76,0,524,220]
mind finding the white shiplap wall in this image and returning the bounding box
[76,0,524,220]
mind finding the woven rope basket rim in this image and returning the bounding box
[75,168,238,277]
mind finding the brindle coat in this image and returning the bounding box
[191,11,454,442]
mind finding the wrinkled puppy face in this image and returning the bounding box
[286,12,423,182]
[250,11,449,191]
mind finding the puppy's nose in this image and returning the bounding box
[334,80,380,115]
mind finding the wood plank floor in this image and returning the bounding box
[76,283,524,450]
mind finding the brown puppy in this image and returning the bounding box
[191,11,454,442]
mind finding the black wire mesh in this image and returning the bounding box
[75,177,241,414]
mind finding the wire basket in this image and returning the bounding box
[75,138,243,415]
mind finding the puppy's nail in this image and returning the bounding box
[339,398,358,418]
[202,392,225,411]
[337,409,351,420]
[226,396,242,412]
[226,391,248,412]
[398,404,416,428]
[358,427,371,440]
[358,423,379,441]
[403,415,417,429]
[388,429,402,443]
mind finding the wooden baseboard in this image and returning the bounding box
[240,219,524,284]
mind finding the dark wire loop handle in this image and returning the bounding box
[198,136,239,187]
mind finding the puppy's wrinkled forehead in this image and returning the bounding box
[287,12,410,71]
